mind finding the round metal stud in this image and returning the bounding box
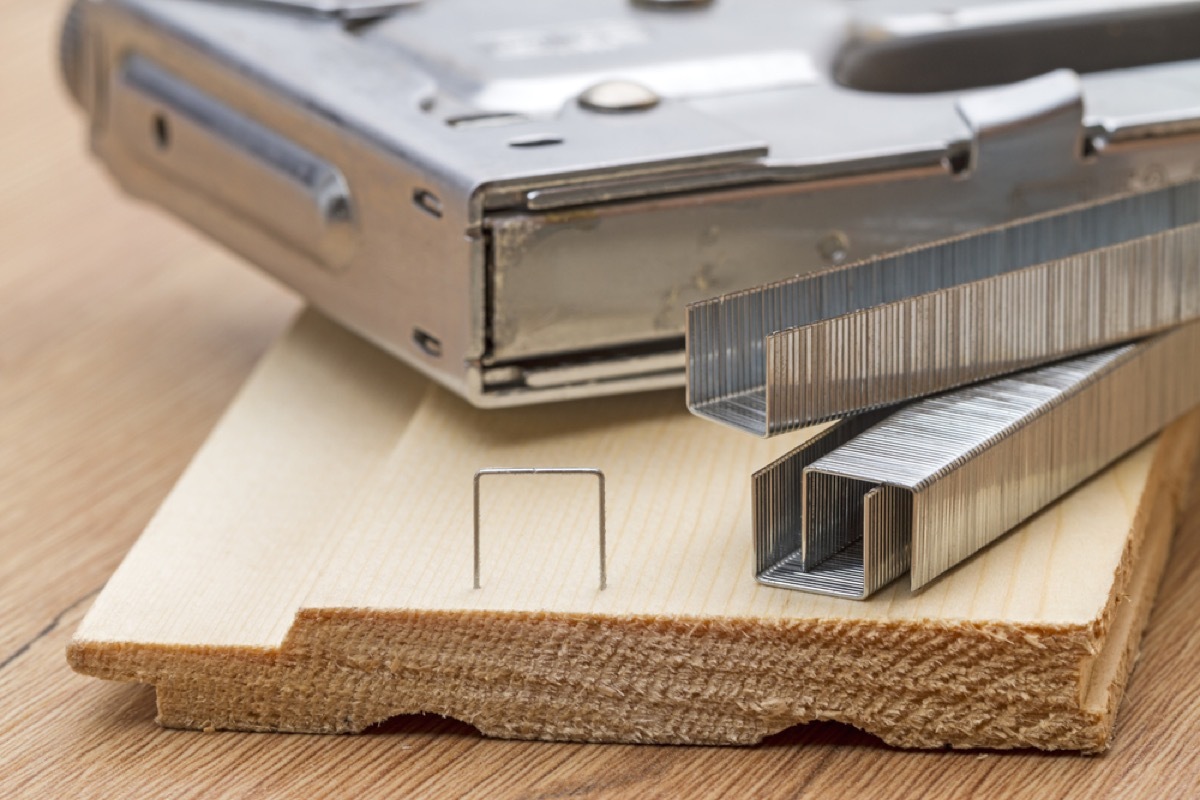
[578,80,661,113]
[817,231,850,265]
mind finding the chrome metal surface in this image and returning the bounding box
[117,55,357,269]
[473,468,607,591]
[577,80,661,113]
[63,0,1200,407]
[688,179,1200,436]
[753,321,1200,599]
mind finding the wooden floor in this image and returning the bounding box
[4,1,1200,795]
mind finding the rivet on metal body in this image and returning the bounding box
[578,81,660,113]
[473,468,607,591]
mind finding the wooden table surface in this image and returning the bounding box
[3,2,1200,796]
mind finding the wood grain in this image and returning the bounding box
[4,0,1200,795]
[64,308,1200,750]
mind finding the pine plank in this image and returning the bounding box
[68,310,1200,750]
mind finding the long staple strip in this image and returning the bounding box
[754,320,1200,599]
[688,179,1200,436]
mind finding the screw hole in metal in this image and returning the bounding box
[413,328,442,357]
[323,195,352,223]
[942,145,971,176]
[412,188,443,218]
[1081,134,1106,162]
[153,113,170,150]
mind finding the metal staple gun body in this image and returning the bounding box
[62,0,1200,407]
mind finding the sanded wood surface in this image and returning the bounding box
[65,308,1200,751]
[5,0,1200,796]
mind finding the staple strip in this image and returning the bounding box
[687,180,1200,436]
[754,320,1200,599]
[751,411,890,578]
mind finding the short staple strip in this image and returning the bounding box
[754,321,1200,599]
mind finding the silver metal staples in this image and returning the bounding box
[688,179,1200,436]
[754,321,1200,599]
[473,468,607,591]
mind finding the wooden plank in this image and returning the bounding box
[67,310,1200,751]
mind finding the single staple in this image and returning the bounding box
[473,468,607,591]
